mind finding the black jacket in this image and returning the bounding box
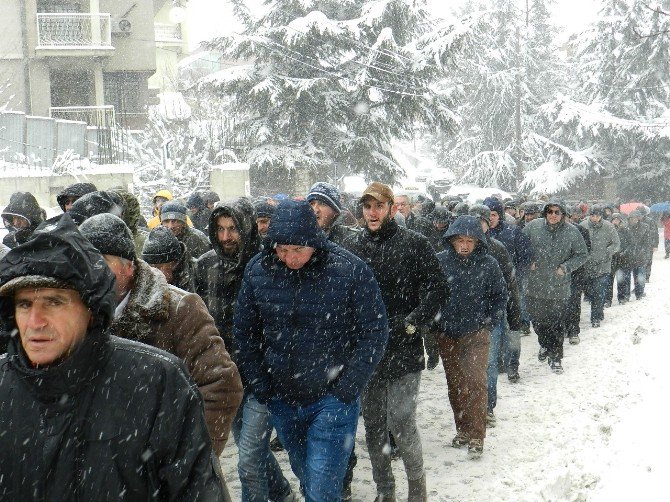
[196,198,261,352]
[0,215,226,500]
[1,191,44,248]
[486,235,523,331]
[345,220,447,380]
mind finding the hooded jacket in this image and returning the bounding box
[0,215,227,500]
[344,216,447,381]
[188,192,213,232]
[522,201,589,299]
[196,198,262,353]
[1,191,44,248]
[234,200,388,405]
[56,182,97,211]
[437,216,508,337]
[580,217,620,277]
[110,259,243,455]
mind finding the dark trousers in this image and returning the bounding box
[585,274,609,323]
[528,297,568,361]
[605,272,614,304]
[567,275,586,337]
[438,329,490,441]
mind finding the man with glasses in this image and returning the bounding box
[522,201,588,373]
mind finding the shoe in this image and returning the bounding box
[451,432,470,448]
[467,439,484,459]
[373,490,397,502]
[521,324,531,335]
[591,321,600,328]
[508,369,520,383]
[604,301,611,308]
[341,483,352,502]
[270,436,284,452]
[550,359,564,374]
[619,298,629,305]
[407,474,427,502]
[569,335,580,345]
[538,347,548,361]
[636,293,646,299]
[486,411,496,428]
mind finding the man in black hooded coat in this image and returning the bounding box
[1,191,44,248]
[0,215,228,501]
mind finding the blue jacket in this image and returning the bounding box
[488,221,532,275]
[233,200,389,405]
[437,216,508,337]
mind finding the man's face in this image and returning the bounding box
[505,207,517,218]
[524,213,538,223]
[63,196,78,212]
[629,216,639,226]
[589,214,602,224]
[162,219,186,238]
[276,244,315,270]
[362,197,396,233]
[489,211,500,228]
[216,216,241,256]
[395,196,412,217]
[451,235,477,257]
[612,218,622,227]
[154,196,168,211]
[12,216,30,229]
[188,206,199,216]
[309,199,339,231]
[152,261,178,284]
[545,206,563,225]
[103,255,135,300]
[257,217,271,237]
[433,221,448,232]
[15,288,92,367]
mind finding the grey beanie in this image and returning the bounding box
[469,204,491,226]
[79,213,136,261]
[142,226,183,264]
[160,200,188,223]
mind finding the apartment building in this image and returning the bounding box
[0,0,184,130]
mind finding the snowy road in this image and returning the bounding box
[220,246,669,501]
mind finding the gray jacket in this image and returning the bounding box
[523,217,588,299]
[580,219,620,277]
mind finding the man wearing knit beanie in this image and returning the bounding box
[160,200,211,260]
[234,200,388,501]
[253,199,275,238]
[306,181,358,245]
[79,213,243,458]
[142,226,196,292]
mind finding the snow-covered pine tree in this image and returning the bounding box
[200,0,458,195]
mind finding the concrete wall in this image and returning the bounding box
[101,0,157,73]
[0,170,134,209]
[209,163,251,200]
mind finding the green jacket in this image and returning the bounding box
[580,219,620,277]
[523,217,588,299]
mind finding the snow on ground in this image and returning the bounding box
[220,245,669,501]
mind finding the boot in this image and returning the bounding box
[373,490,397,502]
[407,474,427,502]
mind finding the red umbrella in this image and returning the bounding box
[619,202,645,215]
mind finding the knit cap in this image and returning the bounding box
[265,200,327,249]
[483,197,504,217]
[79,213,137,261]
[142,226,183,264]
[160,201,188,223]
[306,182,342,214]
[254,200,276,218]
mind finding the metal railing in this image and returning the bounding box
[154,23,182,44]
[49,106,120,164]
[36,13,112,49]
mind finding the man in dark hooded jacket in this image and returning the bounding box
[188,192,213,233]
[234,200,388,502]
[436,215,507,458]
[523,201,588,373]
[143,225,197,292]
[1,191,44,248]
[0,215,229,500]
[196,198,298,501]
[56,182,97,212]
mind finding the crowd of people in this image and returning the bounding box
[0,181,664,501]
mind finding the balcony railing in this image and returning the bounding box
[36,13,112,49]
[50,106,116,128]
[154,23,182,44]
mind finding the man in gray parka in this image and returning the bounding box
[580,204,620,328]
[522,200,588,373]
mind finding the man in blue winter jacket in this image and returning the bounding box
[233,200,389,502]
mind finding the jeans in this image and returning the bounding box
[269,395,359,502]
[362,371,424,497]
[584,274,609,323]
[616,266,646,299]
[232,393,292,502]
[487,318,504,412]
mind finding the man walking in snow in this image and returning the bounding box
[234,200,388,502]
[345,182,447,501]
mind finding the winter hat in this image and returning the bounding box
[610,212,626,223]
[430,206,453,224]
[589,204,605,216]
[443,215,487,243]
[265,200,327,249]
[142,226,183,264]
[483,197,504,217]
[1,191,44,227]
[79,213,137,262]
[453,202,470,216]
[521,201,542,215]
[160,201,188,223]
[254,200,276,218]
[56,182,98,211]
[469,204,491,227]
[68,190,124,225]
[186,192,207,211]
[359,182,394,204]
[202,190,220,206]
[306,182,342,214]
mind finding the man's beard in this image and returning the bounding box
[220,242,240,257]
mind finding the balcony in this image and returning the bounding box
[36,13,114,56]
[154,23,183,46]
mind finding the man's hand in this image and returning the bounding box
[555,266,565,277]
[530,262,537,271]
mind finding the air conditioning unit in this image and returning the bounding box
[111,18,132,35]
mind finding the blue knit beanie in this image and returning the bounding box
[266,200,327,249]
[306,182,342,214]
[483,197,504,217]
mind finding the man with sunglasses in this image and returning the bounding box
[522,201,588,373]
